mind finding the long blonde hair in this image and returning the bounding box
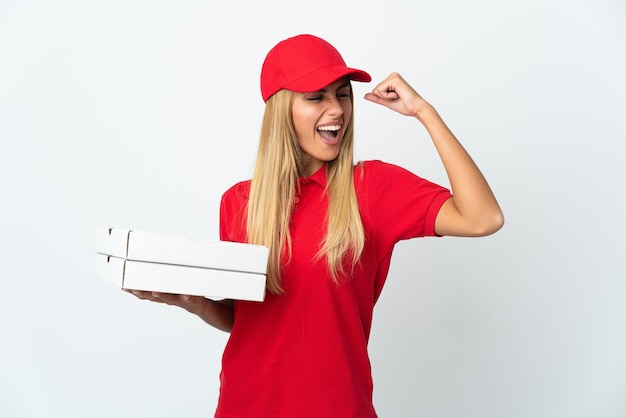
[247,88,365,294]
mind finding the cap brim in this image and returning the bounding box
[283,66,371,93]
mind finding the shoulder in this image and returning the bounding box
[354,159,417,183]
[354,159,450,203]
[220,180,251,216]
[222,179,251,201]
[219,180,251,241]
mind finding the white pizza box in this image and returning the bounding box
[94,254,266,302]
[94,227,268,274]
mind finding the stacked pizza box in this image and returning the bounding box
[94,228,268,302]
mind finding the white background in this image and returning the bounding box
[1,0,625,417]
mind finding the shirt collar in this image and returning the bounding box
[300,164,327,187]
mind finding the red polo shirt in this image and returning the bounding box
[216,160,451,418]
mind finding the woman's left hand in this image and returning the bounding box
[364,72,431,118]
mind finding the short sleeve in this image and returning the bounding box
[357,160,451,246]
[219,181,250,244]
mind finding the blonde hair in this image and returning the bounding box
[247,88,365,294]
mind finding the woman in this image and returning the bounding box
[130,34,504,417]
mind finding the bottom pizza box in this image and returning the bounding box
[94,254,266,302]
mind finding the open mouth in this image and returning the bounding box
[316,125,341,143]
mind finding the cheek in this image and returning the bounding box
[292,109,316,138]
[342,102,352,122]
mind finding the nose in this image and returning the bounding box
[326,96,343,116]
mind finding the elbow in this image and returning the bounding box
[436,198,504,237]
[476,210,505,236]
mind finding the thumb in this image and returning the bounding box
[363,92,382,104]
[364,91,399,104]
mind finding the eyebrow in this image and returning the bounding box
[315,82,351,93]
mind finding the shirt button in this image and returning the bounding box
[294,197,300,204]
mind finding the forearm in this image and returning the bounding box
[127,290,235,333]
[417,105,504,236]
[189,298,234,333]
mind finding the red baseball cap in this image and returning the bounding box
[260,34,371,102]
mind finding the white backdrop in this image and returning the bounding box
[1,1,625,417]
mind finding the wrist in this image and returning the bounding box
[414,102,438,123]
[180,295,206,315]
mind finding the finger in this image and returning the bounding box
[151,292,202,310]
[381,88,400,100]
[363,92,383,104]
[365,88,399,101]
[150,292,183,304]
[125,289,152,300]
[125,289,173,304]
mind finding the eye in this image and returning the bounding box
[337,88,351,99]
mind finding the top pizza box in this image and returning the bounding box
[94,227,269,274]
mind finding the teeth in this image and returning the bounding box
[317,125,341,132]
